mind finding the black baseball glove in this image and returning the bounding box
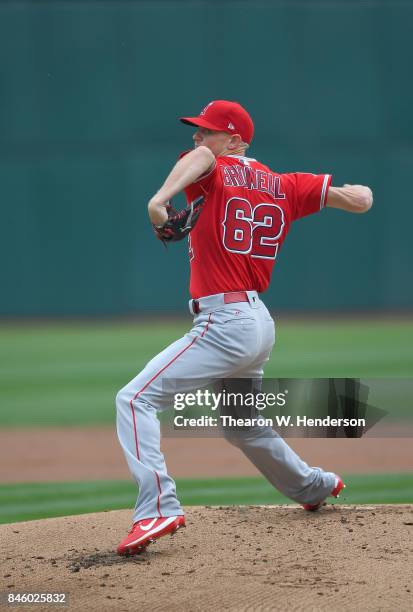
[152,196,205,244]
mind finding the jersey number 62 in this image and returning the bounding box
[222,197,285,260]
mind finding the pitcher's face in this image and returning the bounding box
[192,127,237,157]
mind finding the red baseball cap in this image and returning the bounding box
[180,100,254,144]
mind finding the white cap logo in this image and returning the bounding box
[200,102,214,116]
[228,122,235,130]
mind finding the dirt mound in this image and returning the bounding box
[1,506,412,611]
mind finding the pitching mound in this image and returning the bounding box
[1,505,412,611]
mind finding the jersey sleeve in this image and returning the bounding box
[285,173,332,221]
[178,150,217,204]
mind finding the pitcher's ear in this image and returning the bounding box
[227,134,242,149]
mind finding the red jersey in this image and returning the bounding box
[182,153,332,299]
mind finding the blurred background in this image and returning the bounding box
[0,0,412,315]
[0,0,412,522]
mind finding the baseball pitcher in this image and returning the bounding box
[116,100,373,555]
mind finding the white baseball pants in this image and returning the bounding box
[116,291,336,522]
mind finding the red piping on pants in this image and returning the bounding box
[129,314,212,516]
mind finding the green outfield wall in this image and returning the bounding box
[0,0,411,315]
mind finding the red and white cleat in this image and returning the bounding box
[302,476,345,512]
[117,515,186,556]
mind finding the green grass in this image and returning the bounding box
[0,474,411,524]
[0,319,412,426]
